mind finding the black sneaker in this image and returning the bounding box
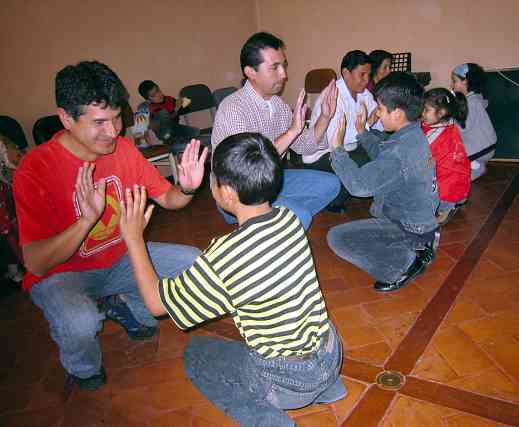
[374,256,426,292]
[99,295,157,340]
[68,366,107,391]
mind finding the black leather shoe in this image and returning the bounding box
[417,230,441,266]
[374,256,426,292]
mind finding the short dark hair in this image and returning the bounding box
[375,72,424,121]
[240,32,285,73]
[369,50,393,79]
[212,132,283,205]
[55,61,129,120]
[138,80,158,99]
[424,88,468,128]
[340,50,371,72]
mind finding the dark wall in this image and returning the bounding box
[486,69,519,160]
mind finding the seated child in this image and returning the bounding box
[0,134,24,283]
[119,133,346,427]
[451,63,497,181]
[422,88,471,225]
[327,72,440,293]
[135,80,200,144]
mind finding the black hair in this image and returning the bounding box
[138,80,158,99]
[212,132,283,205]
[369,50,392,80]
[424,88,468,128]
[375,71,424,122]
[340,50,371,72]
[55,61,129,120]
[240,32,285,73]
[464,63,487,95]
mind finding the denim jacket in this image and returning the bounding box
[330,122,439,234]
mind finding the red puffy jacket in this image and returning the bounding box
[421,121,471,203]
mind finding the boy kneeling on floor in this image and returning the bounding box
[327,72,440,293]
[119,132,346,427]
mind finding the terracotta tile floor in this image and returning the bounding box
[2,163,519,426]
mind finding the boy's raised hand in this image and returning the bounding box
[367,106,379,127]
[356,102,368,134]
[119,185,155,244]
[331,114,347,150]
[177,139,209,193]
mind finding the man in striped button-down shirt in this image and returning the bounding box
[211,32,341,230]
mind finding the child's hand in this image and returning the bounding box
[181,97,191,108]
[331,114,346,150]
[119,185,154,244]
[367,106,379,128]
[356,102,368,134]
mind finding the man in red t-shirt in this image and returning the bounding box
[13,61,208,391]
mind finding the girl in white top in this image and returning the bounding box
[451,63,497,181]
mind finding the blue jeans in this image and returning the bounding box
[30,242,200,379]
[218,169,340,230]
[327,218,432,283]
[184,324,344,427]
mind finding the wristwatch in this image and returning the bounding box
[180,185,197,196]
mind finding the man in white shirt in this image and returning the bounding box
[304,51,379,213]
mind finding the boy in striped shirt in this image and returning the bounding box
[119,132,345,427]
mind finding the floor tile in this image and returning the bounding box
[432,326,495,376]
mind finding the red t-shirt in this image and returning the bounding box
[421,122,471,203]
[13,130,172,290]
[148,95,178,120]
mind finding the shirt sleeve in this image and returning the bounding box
[330,143,401,197]
[13,164,57,245]
[211,101,250,148]
[158,252,234,330]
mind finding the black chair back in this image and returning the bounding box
[32,115,64,145]
[0,115,28,150]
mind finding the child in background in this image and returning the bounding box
[119,132,345,427]
[451,63,497,180]
[0,134,24,283]
[135,80,199,144]
[421,88,471,225]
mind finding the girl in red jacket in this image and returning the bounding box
[421,88,471,225]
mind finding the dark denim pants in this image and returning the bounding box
[327,218,434,283]
[184,324,345,427]
[30,242,200,379]
[217,168,341,231]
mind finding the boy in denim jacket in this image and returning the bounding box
[328,72,440,293]
[119,132,346,427]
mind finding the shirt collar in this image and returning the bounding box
[243,80,272,106]
[385,121,420,143]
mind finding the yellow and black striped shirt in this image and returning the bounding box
[159,207,329,358]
